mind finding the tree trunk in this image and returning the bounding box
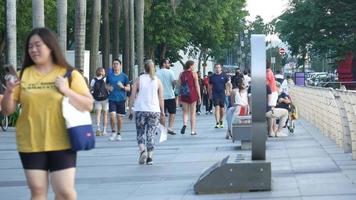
[159,43,167,61]
[57,0,67,55]
[123,0,130,75]
[135,0,144,74]
[89,0,101,79]
[129,0,135,80]
[198,49,203,73]
[75,0,86,70]
[112,0,121,61]
[32,0,45,28]
[6,0,17,68]
[102,0,110,70]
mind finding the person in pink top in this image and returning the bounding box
[266,61,278,107]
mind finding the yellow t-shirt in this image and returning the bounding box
[13,65,89,152]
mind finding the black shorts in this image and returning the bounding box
[109,100,126,115]
[213,96,225,108]
[164,99,176,114]
[19,150,77,172]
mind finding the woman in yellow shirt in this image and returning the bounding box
[2,28,93,200]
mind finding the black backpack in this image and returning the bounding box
[92,78,109,101]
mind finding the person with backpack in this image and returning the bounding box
[90,67,109,136]
[179,60,201,135]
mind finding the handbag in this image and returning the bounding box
[155,123,167,143]
[62,70,95,151]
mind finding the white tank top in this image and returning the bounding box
[234,89,248,106]
[133,74,160,112]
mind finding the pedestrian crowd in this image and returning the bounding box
[0,27,296,199]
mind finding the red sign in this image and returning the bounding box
[279,48,286,55]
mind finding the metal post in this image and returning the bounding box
[250,35,267,160]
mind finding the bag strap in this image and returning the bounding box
[63,69,73,87]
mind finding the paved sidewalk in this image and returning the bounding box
[1,111,356,199]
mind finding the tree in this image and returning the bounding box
[32,0,45,28]
[102,0,110,70]
[275,0,356,70]
[135,0,144,74]
[129,0,135,79]
[112,0,121,61]
[6,0,17,68]
[75,0,86,70]
[123,0,130,75]
[57,0,67,54]
[89,0,101,78]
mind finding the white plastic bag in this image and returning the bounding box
[156,123,167,143]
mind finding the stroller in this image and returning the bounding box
[287,103,297,134]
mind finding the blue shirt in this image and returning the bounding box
[106,72,129,102]
[156,68,175,99]
[209,73,228,98]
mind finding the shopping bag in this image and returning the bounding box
[62,69,95,151]
[156,124,167,143]
[62,96,95,151]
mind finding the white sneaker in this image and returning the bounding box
[276,131,288,137]
[116,134,122,141]
[109,133,117,141]
[102,129,107,136]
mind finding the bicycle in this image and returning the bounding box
[0,113,8,131]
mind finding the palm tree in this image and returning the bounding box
[89,0,101,78]
[123,0,130,75]
[6,0,17,68]
[135,0,144,74]
[112,0,121,61]
[102,0,110,70]
[129,0,134,79]
[57,0,67,54]
[32,0,45,28]
[75,0,87,70]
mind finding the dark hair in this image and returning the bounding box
[184,60,194,70]
[21,27,72,78]
[243,70,248,75]
[208,71,213,75]
[112,58,122,64]
[96,67,105,76]
[276,70,281,74]
[237,78,245,90]
[160,58,169,68]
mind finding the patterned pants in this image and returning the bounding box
[135,111,160,152]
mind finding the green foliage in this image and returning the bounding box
[275,0,356,68]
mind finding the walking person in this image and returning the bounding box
[90,67,109,136]
[196,71,204,115]
[1,27,93,200]
[179,60,201,135]
[203,71,213,114]
[128,60,164,165]
[209,63,228,128]
[156,58,177,135]
[107,59,130,141]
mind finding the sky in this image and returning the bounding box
[246,0,289,48]
[246,0,289,23]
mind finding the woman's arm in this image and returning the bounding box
[1,80,20,115]
[128,78,139,114]
[193,72,201,103]
[157,80,165,116]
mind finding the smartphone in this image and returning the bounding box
[4,64,19,82]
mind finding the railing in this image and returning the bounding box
[290,86,356,159]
